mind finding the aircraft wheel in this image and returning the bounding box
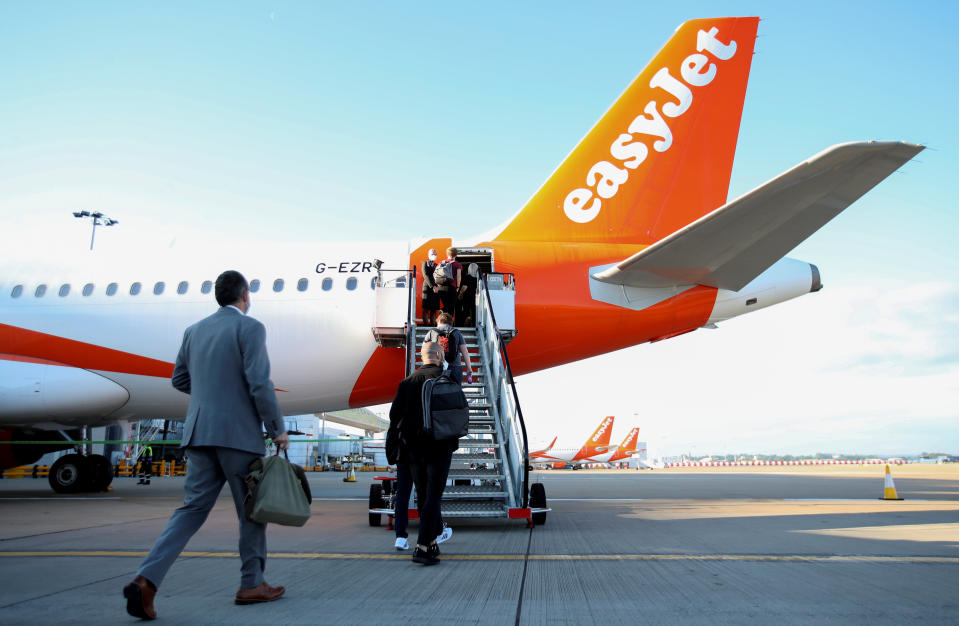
[530,482,547,526]
[86,454,114,492]
[369,484,383,526]
[48,454,87,494]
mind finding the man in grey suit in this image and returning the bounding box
[123,270,291,620]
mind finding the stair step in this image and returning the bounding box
[451,453,501,463]
[457,439,498,447]
[447,468,504,479]
[442,485,508,499]
[438,501,508,517]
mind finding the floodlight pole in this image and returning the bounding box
[72,210,118,250]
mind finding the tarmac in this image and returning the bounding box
[1,465,958,624]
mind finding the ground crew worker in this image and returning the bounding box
[138,445,154,485]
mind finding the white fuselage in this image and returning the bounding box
[0,242,409,428]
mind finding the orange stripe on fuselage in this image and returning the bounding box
[349,346,406,408]
[0,323,174,378]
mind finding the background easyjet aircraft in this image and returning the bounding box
[530,416,616,468]
[0,17,922,486]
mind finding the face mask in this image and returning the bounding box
[428,253,437,261]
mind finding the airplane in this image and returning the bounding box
[530,436,558,457]
[584,427,642,467]
[530,416,616,469]
[0,16,922,492]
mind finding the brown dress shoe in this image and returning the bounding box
[235,581,285,605]
[123,575,157,620]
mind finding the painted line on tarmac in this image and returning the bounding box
[0,497,121,501]
[2,551,958,564]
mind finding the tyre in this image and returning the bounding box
[369,483,384,527]
[48,454,87,494]
[529,482,547,526]
[86,454,114,492]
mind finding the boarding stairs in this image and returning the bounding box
[370,265,548,526]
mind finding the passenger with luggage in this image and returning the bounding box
[456,263,479,327]
[425,313,473,385]
[387,341,467,565]
[420,248,441,326]
[433,247,463,324]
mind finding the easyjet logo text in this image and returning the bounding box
[564,27,738,224]
[591,417,613,443]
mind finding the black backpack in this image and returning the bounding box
[420,375,469,441]
[425,328,457,364]
[433,262,454,286]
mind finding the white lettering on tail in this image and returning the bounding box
[563,26,738,224]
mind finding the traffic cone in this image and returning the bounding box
[343,463,356,482]
[879,464,903,500]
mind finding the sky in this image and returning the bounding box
[2,1,957,456]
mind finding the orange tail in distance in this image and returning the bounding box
[609,428,640,462]
[491,17,759,246]
[574,416,615,460]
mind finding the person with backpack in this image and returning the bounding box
[425,312,473,385]
[387,341,466,565]
[420,248,441,326]
[433,247,463,324]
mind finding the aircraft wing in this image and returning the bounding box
[591,141,924,291]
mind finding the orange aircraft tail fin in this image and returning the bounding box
[491,17,759,246]
[574,416,615,460]
[610,428,641,461]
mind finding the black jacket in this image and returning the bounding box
[387,363,456,463]
[421,260,437,292]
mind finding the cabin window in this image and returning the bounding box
[273,279,284,292]
[153,282,165,295]
[297,278,308,292]
[58,284,70,297]
[11,285,23,298]
[746,298,757,306]
[82,283,94,296]
[106,283,118,296]
[201,281,212,294]
[346,277,357,291]
[249,279,260,293]
[35,284,47,297]
[370,277,376,290]
[322,277,333,291]
[177,281,188,294]
[130,282,141,296]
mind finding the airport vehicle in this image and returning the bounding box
[0,16,922,498]
[530,416,617,469]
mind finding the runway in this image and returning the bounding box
[1,466,957,624]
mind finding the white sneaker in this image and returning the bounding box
[394,537,409,551]
[435,524,453,544]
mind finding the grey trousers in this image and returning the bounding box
[137,446,266,589]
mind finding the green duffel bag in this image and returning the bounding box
[242,451,312,527]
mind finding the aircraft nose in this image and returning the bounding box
[810,263,822,292]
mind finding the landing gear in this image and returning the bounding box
[48,454,86,494]
[47,453,114,494]
[87,454,114,492]
[530,482,547,526]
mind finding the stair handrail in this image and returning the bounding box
[406,265,416,376]
[479,272,529,508]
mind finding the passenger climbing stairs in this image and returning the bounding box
[369,268,548,527]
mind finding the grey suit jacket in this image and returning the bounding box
[172,306,286,455]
